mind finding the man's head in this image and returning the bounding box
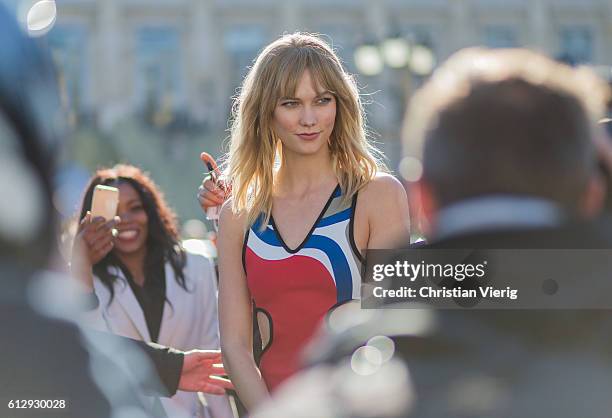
[403,48,610,230]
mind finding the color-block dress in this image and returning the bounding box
[243,185,363,391]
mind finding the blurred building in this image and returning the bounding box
[5,0,612,170]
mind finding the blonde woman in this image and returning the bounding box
[209,33,410,410]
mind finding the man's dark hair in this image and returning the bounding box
[403,48,610,211]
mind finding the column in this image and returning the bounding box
[603,0,612,64]
[364,0,387,41]
[528,0,552,54]
[448,0,472,53]
[279,0,301,34]
[94,0,123,131]
[187,0,226,127]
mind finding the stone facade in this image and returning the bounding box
[5,0,612,164]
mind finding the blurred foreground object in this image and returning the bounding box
[0,5,163,417]
[26,0,57,37]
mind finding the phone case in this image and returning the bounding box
[91,185,119,221]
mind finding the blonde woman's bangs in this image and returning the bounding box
[309,55,345,95]
[272,50,308,100]
[273,49,341,100]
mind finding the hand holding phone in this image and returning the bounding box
[205,161,221,222]
[198,153,229,229]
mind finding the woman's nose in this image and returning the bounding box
[300,106,317,127]
[116,211,130,223]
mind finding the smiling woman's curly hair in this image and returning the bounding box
[77,164,187,303]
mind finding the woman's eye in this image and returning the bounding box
[281,101,298,108]
[131,205,143,212]
[317,97,332,105]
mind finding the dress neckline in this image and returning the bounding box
[270,184,340,254]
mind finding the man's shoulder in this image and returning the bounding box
[423,217,612,249]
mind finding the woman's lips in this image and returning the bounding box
[117,229,138,241]
[297,132,320,140]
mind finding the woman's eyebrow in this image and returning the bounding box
[279,91,331,101]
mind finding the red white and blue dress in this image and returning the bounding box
[243,185,363,391]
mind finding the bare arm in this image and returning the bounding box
[217,202,270,411]
[190,255,235,417]
[365,173,411,249]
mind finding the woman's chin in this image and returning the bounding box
[113,243,146,257]
[288,143,327,157]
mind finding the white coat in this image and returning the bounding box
[83,251,233,418]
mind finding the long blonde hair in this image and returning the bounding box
[226,32,385,227]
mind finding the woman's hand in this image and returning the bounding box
[197,152,230,212]
[70,212,119,290]
[178,350,235,394]
[75,212,119,265]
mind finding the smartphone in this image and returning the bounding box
[91,185,119,221]
[205,162,220,223]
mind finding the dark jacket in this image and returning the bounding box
[306,217,612,418]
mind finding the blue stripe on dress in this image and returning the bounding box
[252,215,282,247]
[318,207,351,227]
[305,234,352,303]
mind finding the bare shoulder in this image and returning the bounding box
[218,198,249,236]
[359,172,407,203]
[359,173,411,248]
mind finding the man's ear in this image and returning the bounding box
[580,173,605,219]
[408,179,439,238]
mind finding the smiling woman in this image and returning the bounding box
[71,164,234,418]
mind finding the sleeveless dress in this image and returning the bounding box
[243,184,363,391]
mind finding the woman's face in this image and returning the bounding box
[113,182,149,258]
[272,69,337,158]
